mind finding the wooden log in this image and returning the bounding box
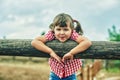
[0,39,120,59]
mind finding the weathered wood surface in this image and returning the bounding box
[0,39,120,59]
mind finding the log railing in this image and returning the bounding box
[0,39,120,59]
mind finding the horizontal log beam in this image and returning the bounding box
[0,39,120,59]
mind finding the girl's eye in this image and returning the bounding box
[56,29,61,31]
[64,29,69,31]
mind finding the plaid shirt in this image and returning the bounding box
[45,30,82,78]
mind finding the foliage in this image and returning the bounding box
[106,25,120,70]
[41,31,46,35]
[108,25,120,41]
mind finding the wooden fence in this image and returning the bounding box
[0,39,120,80]
[0,39,120,59]
[77,60,102,80]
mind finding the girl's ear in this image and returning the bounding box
[51,29,54,33]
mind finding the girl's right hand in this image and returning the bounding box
[50,52,62,63]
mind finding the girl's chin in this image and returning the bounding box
[59,39,67,42]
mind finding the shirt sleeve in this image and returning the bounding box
[45,30,55,41]
[70,30,79,40]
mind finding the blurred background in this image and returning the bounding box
[0,0,120,80]
[0,0,120,40]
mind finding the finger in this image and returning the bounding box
[62,57,65,62]
[56,57,62,63]
[62,56,69,62]
[71,56,73,60]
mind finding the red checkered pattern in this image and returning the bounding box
[49,58,82,78]
[45,30,82,78]
[70,30,79,40]
[45,30,54,41]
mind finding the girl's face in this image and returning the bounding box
[54,22,72,42]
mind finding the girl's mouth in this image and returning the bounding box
[60,37,65,40]
[59,36,66,41]
[58,37,67,42]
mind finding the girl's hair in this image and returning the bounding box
[49,13,83,35]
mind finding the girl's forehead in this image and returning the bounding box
[55,25,71,29]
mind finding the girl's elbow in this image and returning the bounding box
[87,40,92,47]
[31,40,34,46]
[31,40,36,46]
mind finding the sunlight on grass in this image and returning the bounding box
[0,58,50,80]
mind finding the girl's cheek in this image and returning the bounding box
[54,34,58,38]
[54,32,58,36]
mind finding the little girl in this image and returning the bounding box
[31,13,92,80]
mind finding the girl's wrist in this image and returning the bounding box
[68,51,74,56]
[47,47,54,54]
[49,51,55,55]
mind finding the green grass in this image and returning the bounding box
[107,68,120,73]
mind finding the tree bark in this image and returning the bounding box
[0,39,120,59]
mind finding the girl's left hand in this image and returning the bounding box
[62,52,73,62]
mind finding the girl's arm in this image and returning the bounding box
[69,35,92,55]
[31,36,62,63]
[62,35,92,61]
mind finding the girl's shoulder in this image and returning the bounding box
[70,30,80,40]
[45,30,55,41]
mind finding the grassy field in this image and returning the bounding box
[0,57,50,80]
[0,57,119,80]
[0,64,49,80]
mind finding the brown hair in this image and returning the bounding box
[49,13,83,35]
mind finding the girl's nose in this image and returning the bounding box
[60,30,64,34]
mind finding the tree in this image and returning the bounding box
[105,25,120,70]
[41,31,46,36]
[108,25,120,41]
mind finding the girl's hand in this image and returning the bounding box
[50,52,62,63]
[62,52,74,62]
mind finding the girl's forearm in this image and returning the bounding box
[31,40,54,54]
[31,40,62,63]
[69,40,92,55]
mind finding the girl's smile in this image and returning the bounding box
[59,36,66,41]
